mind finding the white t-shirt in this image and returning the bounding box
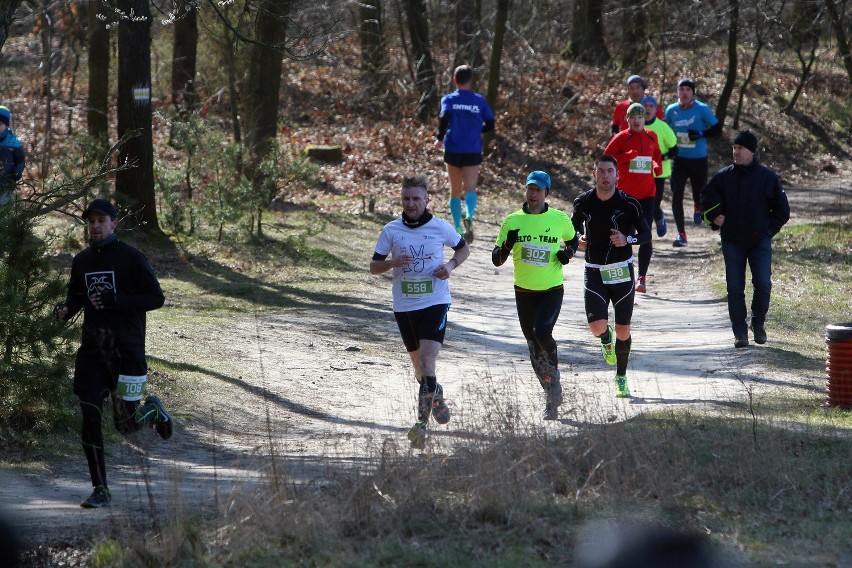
[374,217,462,312]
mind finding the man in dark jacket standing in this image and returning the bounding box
[701,131,790,348]
[54,198,173,508]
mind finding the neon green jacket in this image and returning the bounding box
[645,117,678,178]
[495,204,576,290]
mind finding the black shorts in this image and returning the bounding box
[73,345,147,396]
[444,151,483,168]
[584,265,635,325]
[394,304,450,352]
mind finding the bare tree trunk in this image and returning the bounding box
[783,0,822,114]
[116,0,160,233]
[404,0,438,122]
[242,0,291,235]
[715,0,739,126]
[619,0,647,69]
[87,0,109,145]
[783,44,818,113]
[38,3,53,179]
[391,0,415,84]
[0,0,23,52]
[485,0,510,110]
[825,0,852,83]
[562,0,609,64]
[360,0,388,98]
[171,4,198,115]
[733,39,763,129]
[453,0,482,73]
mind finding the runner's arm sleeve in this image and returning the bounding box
[61,264,86,320]
[565,233,579,256]
[703,121,722,138]
[491,228,518,267]
[436,113,450,142]
[631,212,653,245]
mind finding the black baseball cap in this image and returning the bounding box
[82,198,118,220]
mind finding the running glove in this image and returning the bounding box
[687,129,703,141]
[503,229,520,251]
[556,249,573,265]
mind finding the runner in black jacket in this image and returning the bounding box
[54,198,173,508]
[571,155,652,398]
[700,131,790,348]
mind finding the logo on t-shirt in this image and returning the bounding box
[85,271,116,294]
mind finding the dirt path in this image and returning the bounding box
[2,184,843,553]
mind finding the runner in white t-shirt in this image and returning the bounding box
[370,175,470,448]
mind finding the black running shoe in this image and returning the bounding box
[145,395,173,440]
[430,384,450,425]
[81,485,111,508]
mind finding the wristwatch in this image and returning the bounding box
[626,235,637,245]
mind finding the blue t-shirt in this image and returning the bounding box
[439,90,494,154]
[664,100,718,159]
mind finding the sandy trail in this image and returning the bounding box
[2,184,840,549]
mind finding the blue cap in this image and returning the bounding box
[526,170,551,190]
[640,95,658,107]
[627,75,646,88]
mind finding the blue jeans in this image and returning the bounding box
[722,236,772,337]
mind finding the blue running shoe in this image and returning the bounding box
[656,212,667,237]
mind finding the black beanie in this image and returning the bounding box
[733,130,758,153]
[677,78,696,92]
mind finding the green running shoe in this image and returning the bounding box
[615,375,631,398]
[407,421,427,449]
[600,325,616,366]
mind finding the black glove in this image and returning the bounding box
[556,249,573,265]
[503,229,520,251]
[610,124,619,137]
[687,129,703,141]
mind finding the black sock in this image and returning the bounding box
[423,375,437,392]
[598,328,612,344]
[615,336,632,376]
